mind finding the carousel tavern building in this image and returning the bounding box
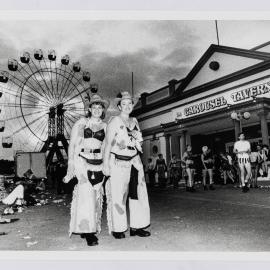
[133,42,270,165]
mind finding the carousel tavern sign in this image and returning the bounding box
[173,80,270,120]
[230,81,270,102]
[184,96,227,117]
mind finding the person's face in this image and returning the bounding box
[159,155,163,159]
[89,103,103,119]
[257,145,261,151]
[187,146,192,152]
[118,98,133,114]
[239,134,245,140]
[203,147,208,153]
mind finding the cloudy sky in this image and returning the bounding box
[1,19,270,158]
[1,20,270,97]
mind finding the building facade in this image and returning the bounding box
[133,43,270,165]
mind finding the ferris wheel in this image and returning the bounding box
[0,49,97,159]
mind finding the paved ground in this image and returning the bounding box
[1,184,270,251]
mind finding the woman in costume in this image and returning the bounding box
[168,154,180,189]
[219,152,235,185]
[63,93,109,246]
[182,145,196,192]
[103,91,150,239]
[249,145,260,188]
[201,146,215,190]
[233,132,251,193]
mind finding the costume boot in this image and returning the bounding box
[84,233,98,246]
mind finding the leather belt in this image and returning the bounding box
[81,148,101,153]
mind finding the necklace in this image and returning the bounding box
[120,115,131,128]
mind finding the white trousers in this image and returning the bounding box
[69,156,103,236]
[106,154,150,233]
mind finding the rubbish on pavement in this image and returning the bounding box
[26,241,38,247]
[0,218,19,223]
[52,199,64,203]
[0,218,11,224]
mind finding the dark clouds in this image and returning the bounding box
[144,21,203,69]
[0,21,204,97]
[163,47,197,66]
[74,48,189,100]
[68,21,202,98]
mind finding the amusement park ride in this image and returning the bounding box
[0,49,98,169]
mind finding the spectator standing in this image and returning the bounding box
[220,152,235,185]
[182,145,196,192]
[201,146,215,190]
[146,158,156,188]
[168,154,181,189]
[250,145,259,188]
[155,154,167,188]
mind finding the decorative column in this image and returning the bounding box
[171,134,180,158]
[258,110,269,146]
[185,132,191,147]
[165,134,171,164]
[233,119,241,141]
[179,130,187,159]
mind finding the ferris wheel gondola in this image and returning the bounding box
[0,71,9,83]
[0,120,5,132]
[48,50,56,61]
[2,135,13,148]
[0,49,96,155]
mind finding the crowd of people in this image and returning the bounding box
[145,132,270,193]
[2,89,270,248]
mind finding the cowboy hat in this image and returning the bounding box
[83,93,110,110]
[114,91,139,108]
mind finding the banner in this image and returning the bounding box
[172,79,270,120]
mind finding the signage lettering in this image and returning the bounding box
[231,82,270,102]
[184,96,227,116]
[174,81,270,120]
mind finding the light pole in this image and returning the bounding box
[230,111,251,132]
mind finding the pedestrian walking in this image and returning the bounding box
[233,132,251,193]
[103,91,150,239]
[63,93,109,246]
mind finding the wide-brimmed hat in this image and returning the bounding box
[114,91,139,108]
[83,93,110,110]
